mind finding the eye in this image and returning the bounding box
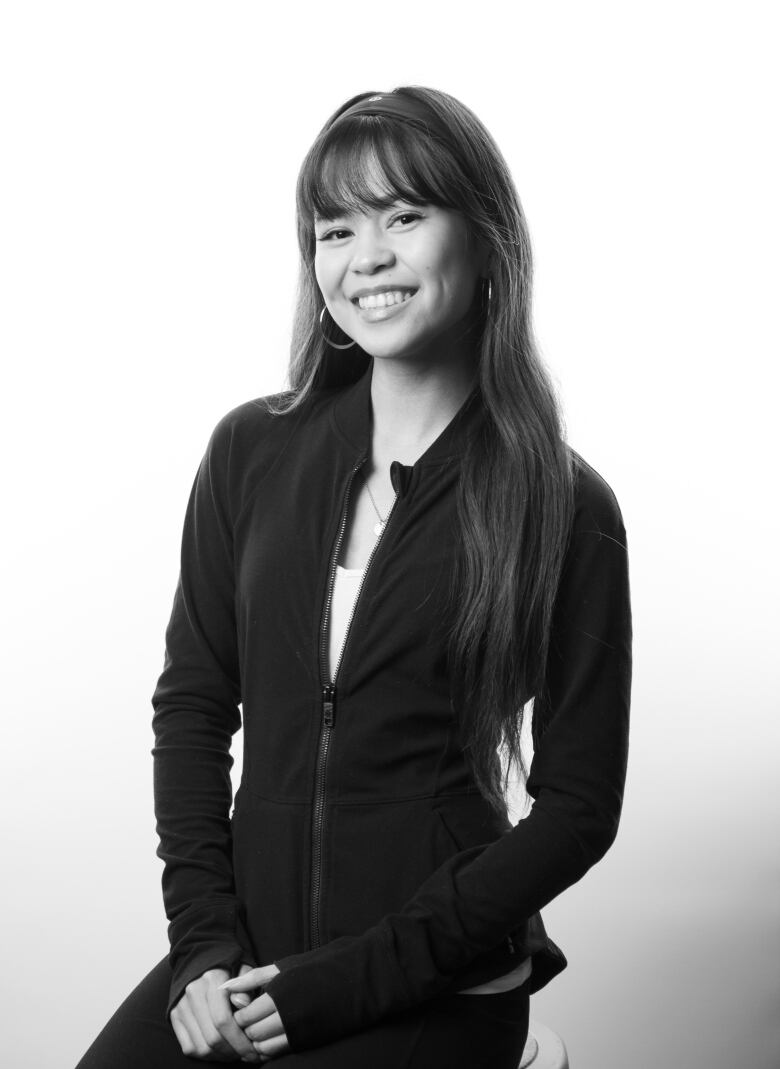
[390,211,423,227]
[315,226,352,243]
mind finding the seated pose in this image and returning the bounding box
[77,86,632,1068]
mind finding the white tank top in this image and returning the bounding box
[327,564,532,995]
[328,565,365,679]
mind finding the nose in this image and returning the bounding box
[348,222,395,274]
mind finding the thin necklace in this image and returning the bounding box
[362,471,387,536]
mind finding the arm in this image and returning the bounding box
[152,414,254,1017]
[260,458,632,1051]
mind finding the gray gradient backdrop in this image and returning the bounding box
[1,3,777,1067]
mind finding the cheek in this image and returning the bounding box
[314,254,340,300]
[434,237,474,289]
[448,229,481,293]
[431,255,478,308]
[313,257,327,294]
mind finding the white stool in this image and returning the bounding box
[519,1018,569,1068]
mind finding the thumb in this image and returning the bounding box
[229,963,256,1008]
[220,963,279,994]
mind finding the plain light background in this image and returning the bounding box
[1,3,778,1067]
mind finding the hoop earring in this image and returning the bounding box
[481,277,493,313]
[319,306,356,350]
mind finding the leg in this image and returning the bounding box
[76,960,530,1069]
[277,980,530,1069]
[75,956,194,1069]
[406,985,530,1069]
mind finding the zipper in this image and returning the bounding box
[309,459,400,949]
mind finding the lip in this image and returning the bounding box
[349,284,419,301]
[352,291,416,323]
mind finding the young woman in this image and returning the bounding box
[77,86,631,1068]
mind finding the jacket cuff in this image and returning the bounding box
[166,940,250,1018]
[265,931,411,1052]
[166,908,256,1018]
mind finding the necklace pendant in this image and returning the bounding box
[373,520,385,537]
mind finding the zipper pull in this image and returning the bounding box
[322,684,336,727]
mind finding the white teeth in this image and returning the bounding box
[357,290,415,310]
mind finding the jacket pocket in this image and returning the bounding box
[433,793,511,852]
[323,798,462,942]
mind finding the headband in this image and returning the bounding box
[330,93,452,144]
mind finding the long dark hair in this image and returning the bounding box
[273,86,573,816]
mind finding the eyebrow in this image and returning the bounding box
[313,196,417,225]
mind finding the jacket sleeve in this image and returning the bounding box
[263,458,632,1051]
[151,415,254,1017]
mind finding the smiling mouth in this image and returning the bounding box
[353,289,417,310]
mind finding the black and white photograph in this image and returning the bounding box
[1,3,777,1068]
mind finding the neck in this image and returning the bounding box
[369,348,478,469]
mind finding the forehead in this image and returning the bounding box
[313,160,400,222]
[313,196,405,224]
[306,134,433,223]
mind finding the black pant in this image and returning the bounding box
[75,956,530,1069]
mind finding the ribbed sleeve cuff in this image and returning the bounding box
[166,906,256,1018]
[264,931,411,1051]
[166,941,250,1018]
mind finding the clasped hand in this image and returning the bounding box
[171,963,289,1063]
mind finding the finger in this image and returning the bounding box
[244,1011,284,1044]
[170,1012,196,1057]
[233,992,278,1029]
[220,965,278,992]
[176,998,215,1059]
[188,985,234,1058]
[232,965,255,1009]
[253,1033,290,1059]
[233,966,255,1006]
[207,980,258,1059]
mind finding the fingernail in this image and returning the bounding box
[230,993,251,1007]
[217,979,237,989]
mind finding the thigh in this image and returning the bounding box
[407,986,530,1069]
[279,981,530,1069]
[75,960,529,1069]
[75,956,192,1069]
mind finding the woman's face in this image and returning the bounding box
[313,190,487,364]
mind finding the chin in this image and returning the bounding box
[355,332,431,363]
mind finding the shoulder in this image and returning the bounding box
[569,449,627,545]
[198,387,342,517]
[206,391,296,450]
[205,388,336,460]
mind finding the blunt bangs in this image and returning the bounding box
[298,117,465,228]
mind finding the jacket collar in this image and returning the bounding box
[331,362,486,470]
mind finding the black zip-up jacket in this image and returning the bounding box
[152,366,632,1053]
